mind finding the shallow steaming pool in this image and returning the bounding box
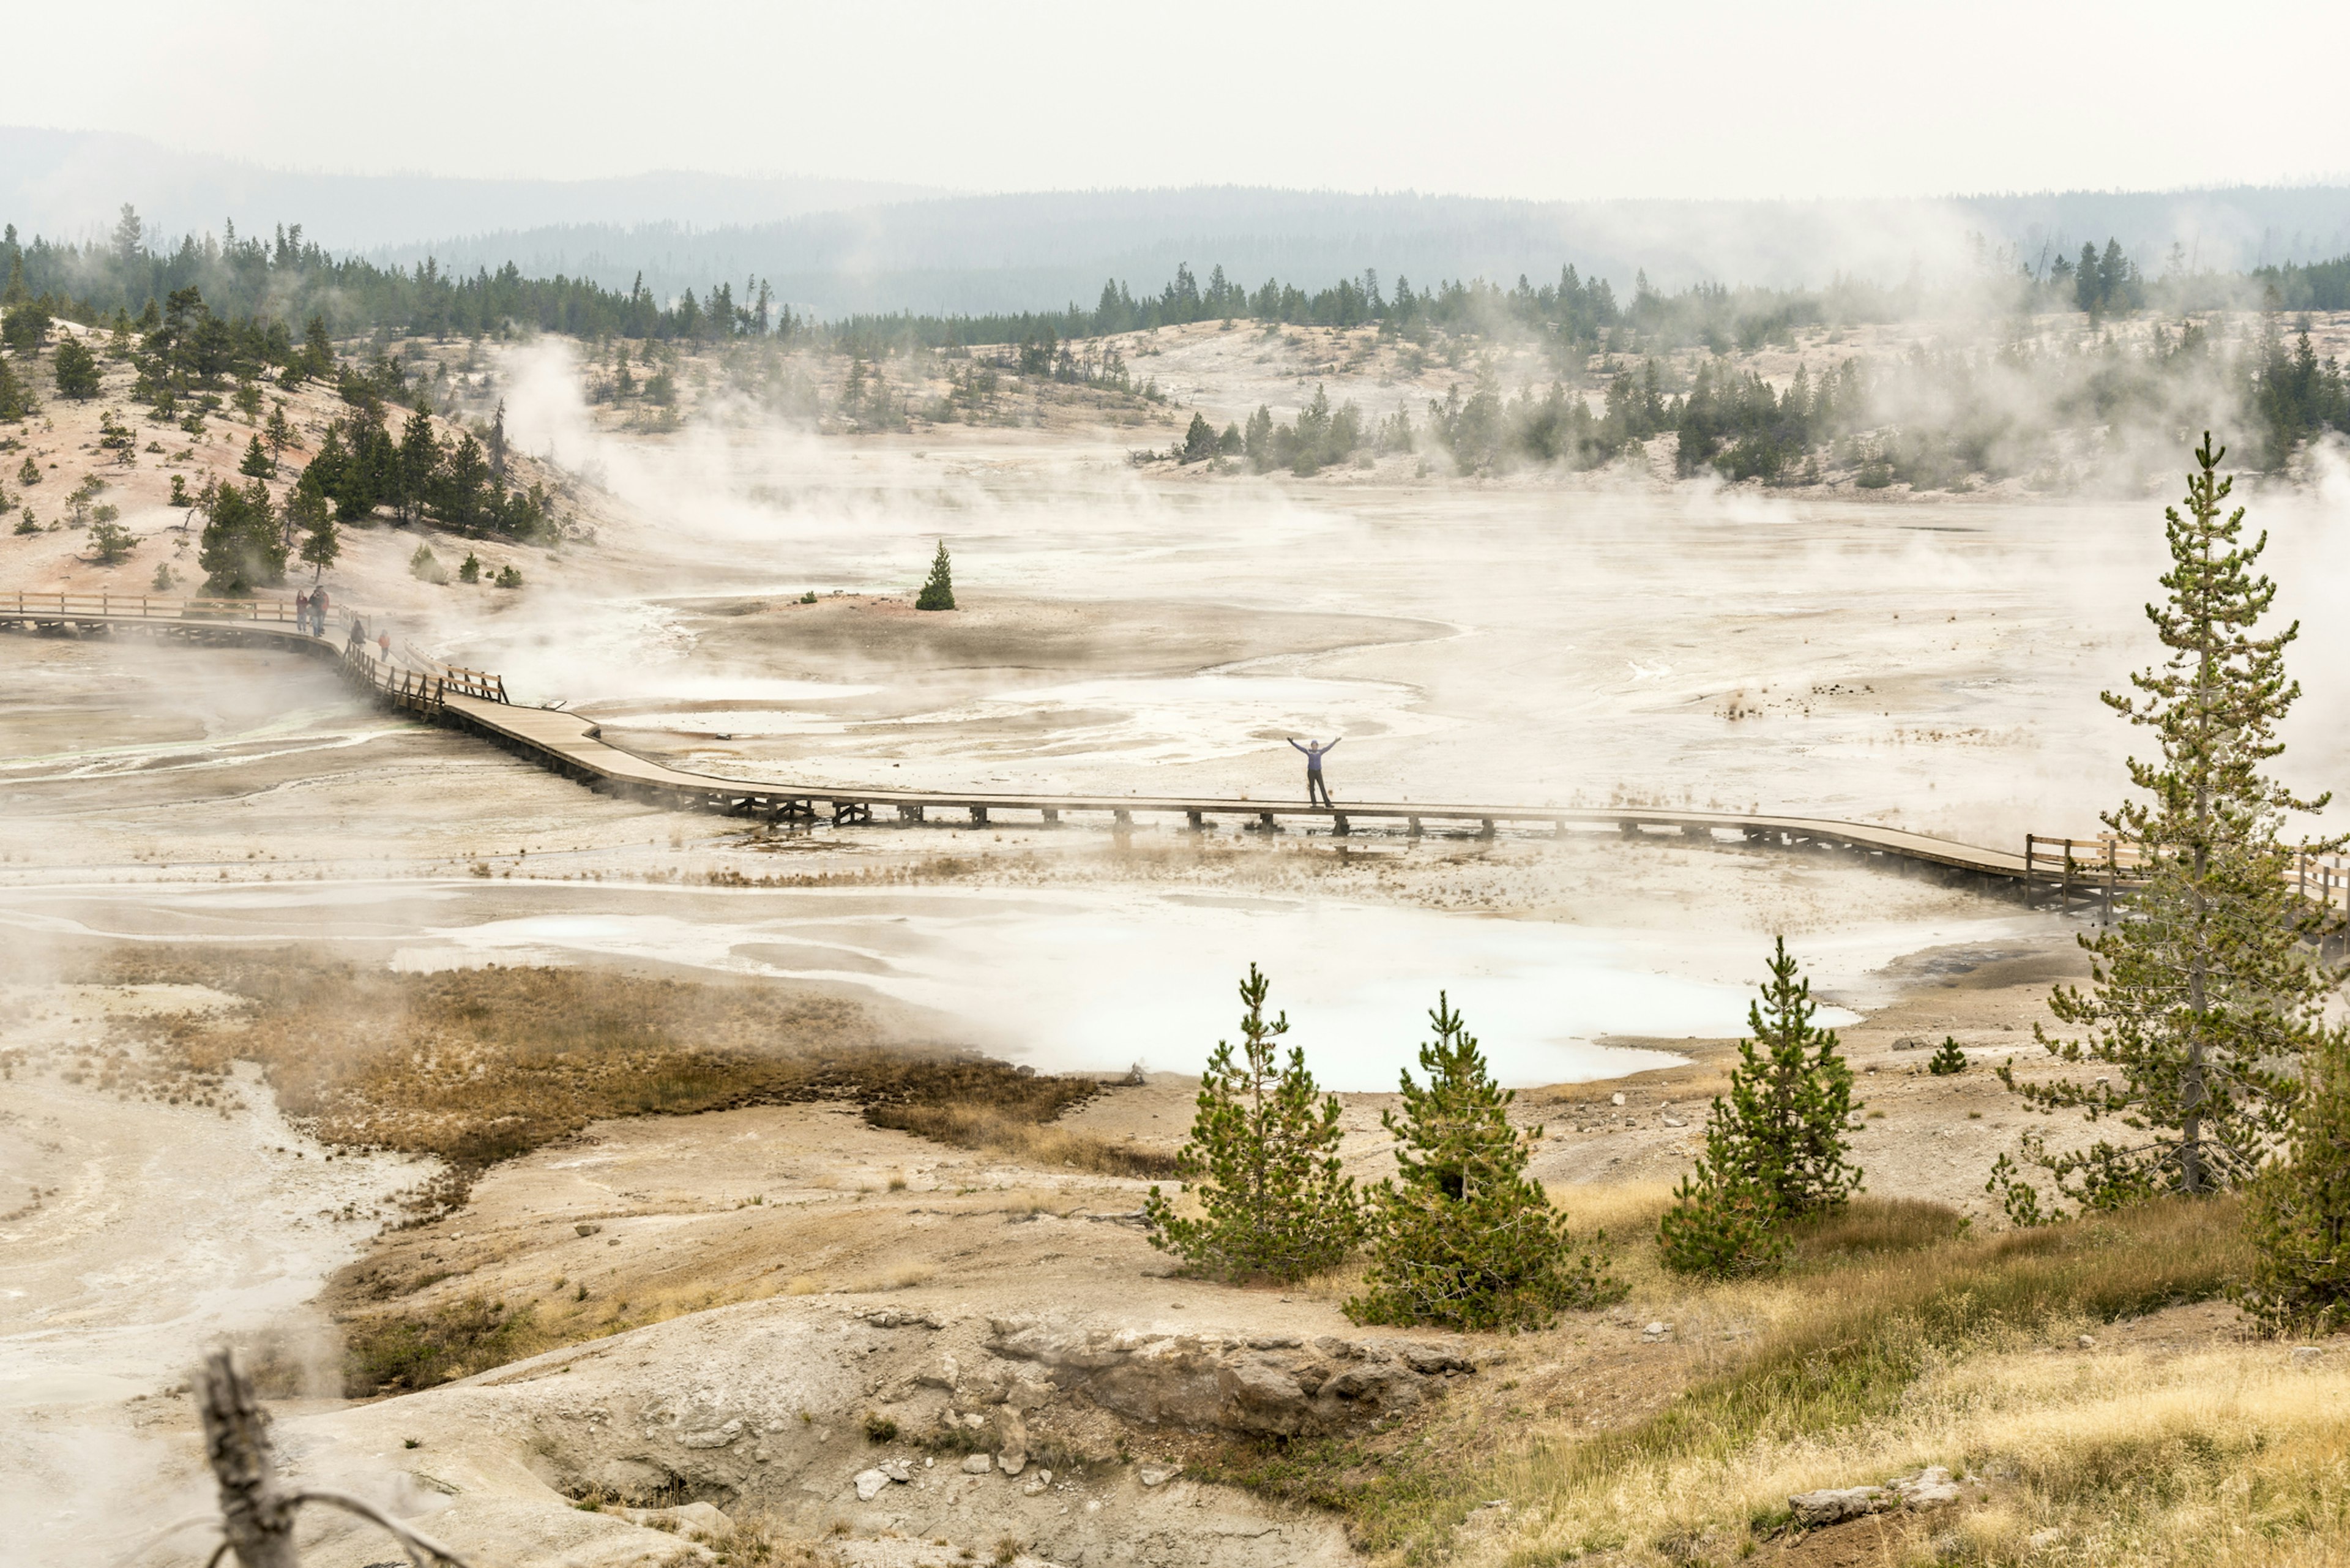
[1,880,2050,1089]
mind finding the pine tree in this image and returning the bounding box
[396,404,439,525]
[1141,965,1360,1282]
[487,398,508,476]
[915,539,955,611]
[197,479,284,594]
[51,334,100,399]
[1348,995,1619,1330]
[264,401,294,460]
[2,297,50,357]
[1991,435,2343,1223]
[1181,411,1217,463]
[295,315,335,384]
[2239,1024,2350,1334]
[239,435,275,480]
[298,517,340,581]
[1928,1036,1969,1075]
[1660,938,1861,1276]
[0,355,34,422]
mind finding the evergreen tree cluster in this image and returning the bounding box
[1,211,794,347]
[1145,969,1619,1330]
[298,398,552,541]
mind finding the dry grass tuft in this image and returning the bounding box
[868,1100,1179,1179]
[1217,1196,2286,1567]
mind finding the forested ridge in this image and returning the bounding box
[4,204,2347,483]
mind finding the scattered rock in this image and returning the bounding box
[1642,1322,1673,1341]
[853,1468,890,1501]
[1138,1463,1181,1488]
[2029,1528,2063,1550]
[676,1417,744,1449]
[2076,1334,2095,1350]
[1661,1114,1686,1127]
[1610,1092,1627,1107]
[878,1458,912,1483]
[1893,1036,1929,1050]
[574,1222,602,1236]
[2291,1346,2323,1365]
[1894,1466,1961,1508]
[866,1308,947,1330]
[1022,1476,1048,1496]
[1789,1486,1887,1526]
[985,1318,1468,1436]
[961,1453,995,1474]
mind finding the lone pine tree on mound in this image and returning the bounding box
[1348,994,1618,1329]
[1142,965,1360,1282]
[1660,938,1861,1277]
[1928,1036,1969,1075]
[1991,434,2344,1225]
[916,540,955,610]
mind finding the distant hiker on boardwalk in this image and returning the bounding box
[309,586,330,635]
[1289,736,1340,807]
[294,590,309,632]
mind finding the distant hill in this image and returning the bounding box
[7,127,2348,317]
[0,126,936,250]
[370,185,2350,317]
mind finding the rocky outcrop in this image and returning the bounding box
[983,1317,1477,1438]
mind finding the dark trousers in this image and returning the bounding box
[1307,770,1332,807]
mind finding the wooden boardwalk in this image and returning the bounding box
[8,590,2273,908]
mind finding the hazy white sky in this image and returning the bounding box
[18,0,2349,199]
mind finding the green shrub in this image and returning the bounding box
[1928,1036,1968,1075]
[494,564,523,588]
[341,1295,542,1395]
[2239,1025,2350,1335]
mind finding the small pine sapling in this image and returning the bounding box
[1660,938,1862,1277]
[1928,1037,1969,1076]
[1143,965,1360,1282]
[915,539,956,610]
[1348,994,1619,1329]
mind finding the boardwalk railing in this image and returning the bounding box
[2,589,308,624]
[2026,832,2350,919]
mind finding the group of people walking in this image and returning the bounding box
[292,586,332,637]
